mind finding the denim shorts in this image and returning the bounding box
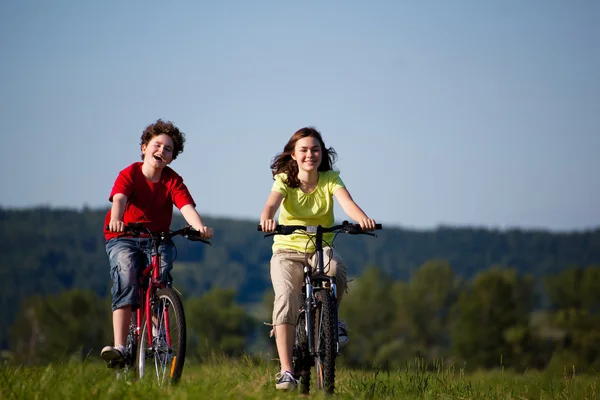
[106,237,175,311]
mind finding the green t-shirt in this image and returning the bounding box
[271,170,345,252]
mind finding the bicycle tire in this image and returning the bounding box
[293,309,312,394]
[126,312,138,371]
[137,287,187,385]
[313,290,337,394]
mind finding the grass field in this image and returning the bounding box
[1,356,598,399]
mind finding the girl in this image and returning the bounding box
[259,126,376,390]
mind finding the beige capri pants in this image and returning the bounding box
[270,247,348,326]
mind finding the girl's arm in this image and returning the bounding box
[180,204,213,238]
[334,188,376,231]
[259,191,284,232]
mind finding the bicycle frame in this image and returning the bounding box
[137,237,171,355]
[260,220,381,394]
[108,223,211,374]
[303,228,338,356]
[261,222,380,349]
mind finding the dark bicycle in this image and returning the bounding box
[259,220,382,394]
[106,222,211,385]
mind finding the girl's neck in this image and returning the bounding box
[141,162,163,183]
[297,170,318,185]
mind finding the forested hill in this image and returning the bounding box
[1,206,599,349]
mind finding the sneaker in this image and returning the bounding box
[101,345,125,367]
[338,320,349,345]
[275,370,298,390]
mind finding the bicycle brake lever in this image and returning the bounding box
[264,233,277,238]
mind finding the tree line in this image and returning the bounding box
[1,206,599,371]
[6,262,600,374]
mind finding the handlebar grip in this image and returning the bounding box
[257,224,262,231]
[106,222,145,234]
[186,235,212,245]
[375,223,382,230]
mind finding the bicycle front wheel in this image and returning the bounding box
[313,290,337,394]
[137,287,187,385]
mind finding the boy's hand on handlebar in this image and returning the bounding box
[108,219,125,232]
[194,225,213,239]
[260,219,277,233]
[359,218,377,231]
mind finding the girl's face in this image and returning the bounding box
[292,136,322,173]
[142,134,174,169]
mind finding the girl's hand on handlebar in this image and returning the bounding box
[194,225,214,239]
[260,219,277,233]
[108,219,125,232]
[359,218,377,231]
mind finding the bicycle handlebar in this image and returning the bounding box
[106,223,212,245]
[257,220,382,238]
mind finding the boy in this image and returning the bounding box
[101,119,213,365]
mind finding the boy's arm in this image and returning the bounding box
[180,204,213,238]
[259,191,284,232]
[334,188,376,231]
[108,193,128,232]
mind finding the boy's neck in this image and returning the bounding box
[297,170,318,185]
[141,162,164,183]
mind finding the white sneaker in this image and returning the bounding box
[275,370,298,390]
[101,345,126,367]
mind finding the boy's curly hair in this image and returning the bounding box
[270,126,337,188]
[140,119,186,160]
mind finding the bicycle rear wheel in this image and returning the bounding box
[293,308,312,394]
[313,290,337,394]
[125,312,138,369]
[137,287,187,385]
[107,312,138,372]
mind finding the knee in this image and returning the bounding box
[274,290,300,311]
[118,265,138,288]
[112,252,139,285]
[272,290,301,326]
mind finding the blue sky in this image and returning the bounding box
[1,1,598,231]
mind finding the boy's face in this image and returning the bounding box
[141,134,175,169]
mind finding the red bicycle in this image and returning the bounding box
[106,222,211,385]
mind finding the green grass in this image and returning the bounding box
[1,356,599,399]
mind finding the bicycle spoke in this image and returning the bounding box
[137,288,186,385]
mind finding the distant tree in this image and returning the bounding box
[543,266,600,371]
[392,260,461,360]
[185,288,255,361]
[451,267,537,370]
[339,266,397,368]
[9,290,110,365]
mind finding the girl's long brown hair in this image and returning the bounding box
[270,127,337,188]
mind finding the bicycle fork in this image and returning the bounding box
[305,267,315,355]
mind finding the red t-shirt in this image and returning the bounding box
[104,162,196,241]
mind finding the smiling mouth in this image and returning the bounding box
[153,154,164,162]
